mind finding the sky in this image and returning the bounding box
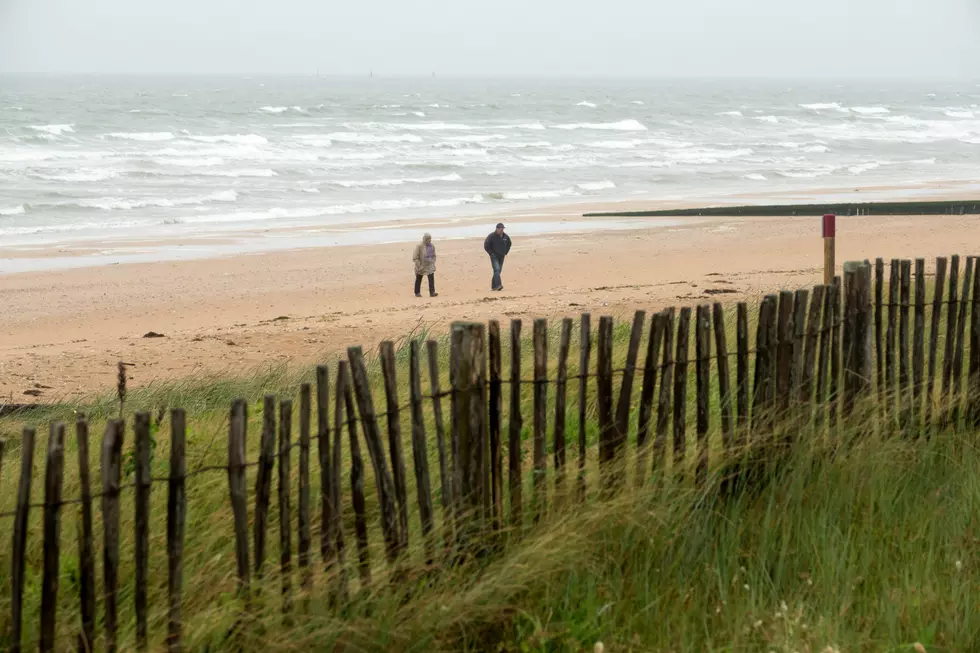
[1,0,978,78]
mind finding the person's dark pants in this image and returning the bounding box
[490,255,505,290]
[415,274,435,296]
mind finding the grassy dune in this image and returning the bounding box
[1,300,978,652]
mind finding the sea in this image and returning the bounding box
[2,77,979,270]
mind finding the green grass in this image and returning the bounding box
[1,290,978,652]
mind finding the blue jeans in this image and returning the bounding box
[490,255,505,289]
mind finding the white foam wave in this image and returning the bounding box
[553,119,647,131]
[303,132,423,144]
[589,140,639,149]
[30,124,75,136]
[187,133,268,145]
[630,101,645,105]
[804,145,830,153]
[169,157,224,167]
[333,173,462,188]
[82,190,239,211]
[107,131,175,141]
[413,111,426,117]
[799,102,846,111]
[945,109,975,118]
[200,168,278,178]
[446,134,508,143]
[488,188,579,201]
[717,111,743,117]
[755,116,780,124]
[848,161,882,175]
[744,173,767,181]
[851,106,890,115]
[260,106,289,114]
[183,195,486,224]
[576,101,597,108]
[35,169,119,182]
[577,180,616,191]
[0,204,26,216]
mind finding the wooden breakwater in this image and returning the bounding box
[584,199,980,217]
[1,255,979,652]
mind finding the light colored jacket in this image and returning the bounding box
[413,234,436,276]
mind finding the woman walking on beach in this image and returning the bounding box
[413,233,438,297]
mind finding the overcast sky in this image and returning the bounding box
[1,0,978,78]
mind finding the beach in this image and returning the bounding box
[2,204,977,403]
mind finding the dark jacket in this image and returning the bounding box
[484,232,512,259]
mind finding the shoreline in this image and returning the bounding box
[4,179,980,274]
[3,207,979,404]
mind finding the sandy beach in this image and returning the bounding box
[2,202,978,403]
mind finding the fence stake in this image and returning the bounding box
[331,368,349,604]
[752,296,777,434]
[712,304,734,451]
[101,421,123,653]
[468,324,488,530]
[508,320,524,526]
[814,286,833,431]
[637,311,666,484]
[380,342,410,553]
[844,261,873,415]
[913,259,927,425]
[829,278,843,435]
[426,340,454,550]
[488,320,503,528]
[776,291,795,423]
[298,384,313,596]
[449,328,463,528]
[802,286,825,409]
[532,319,548,517]
[76,416,97,653]
[925,257,948,431]
[875,258,885,415]
[673,307,692,477]
[886,259,900,422]
[953,256,972,426]
[823,213,836,286]
[134,412,152,651]
[654,309,676,471]
[228,399,251,602]
[596,316,615,493]
[279,399,293,616]
[899,261,912,428]
[409,341,436,562]
[348,346,400,566]
[970,259,980,426]
[9,426,34,653]
[695,305,711,487]
[615,311,646,454]
[339,362,370,588]
[453,323,487,540]
[168,409,187,653]
[255,395,276,578]
[736,303,749,445]
[316,365,333,568]
[554,318,573,498]
[942,255,961,420]
[790,289,809,437]
[577,313,591,499]
[40,422,66,653]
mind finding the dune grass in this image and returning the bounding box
[0,296,978,652]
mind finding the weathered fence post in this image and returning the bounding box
[76,416,97,653]
[298,384,313,596]
[134,412,152,651]
[736,303,749,445]
[695,305,711,486]
[10,427,35,653]
[347,346,400,566]
[615,311,646,456]
[228,399,251,603]
[316,365,333,570]
[380,342,410,552]
[713,304,734,451]
[532,319,548,517]
[40,422,65,653]
[426,340,454,550]
[488,321,503,528]
[875,258,885,414]
[970,260,980,426]
[279,399,293,616]
[942,255,961,419]
[899,261,912,428]
[338,362,370,588]
[925,257,948,431]
[752,296,777,434]
[508,320,524,526]
[101,421,123,653]
[673,307,692,477]
[654,309,676,471]
[554,318,573,498]
[168,409,187,653]
[952,256,972,426]
[829,277,843,435]
[577,314,592,499]
[913,259,926,425]
[842,261,873,418]
[775,291,795,425]
[886,259,900,421]
[596,316,615,492]
[255,395,276,578]
[409,341,436,562]
[452,323,488,542]
[636,311,666,485]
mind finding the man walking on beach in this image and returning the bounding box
[484,222,512,291]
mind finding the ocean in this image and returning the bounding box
[1,77,979,268]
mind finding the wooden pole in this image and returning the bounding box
[379,341,410,553]
[488,320,503,528]
[279,399,293,615]
[101,421,123,653]
[823,213,836,286]
[508,320,523,526]
[168,409,187,653]
[76,416,97,653]
[695,305,711,487]
[409,341,436,561]
[673,307,692,477]
[254,395,276,578]
[636,311,666,484]
[596,316,615,492]
[228,399,251,602]
[554,318,573,497]
[40,422,66,653]
[298,384,312,595]
[134,412,152,651]
[532,319,548,517]
[577,314,591,499]
[426,340,454,550]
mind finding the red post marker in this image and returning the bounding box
[823,213,836,286]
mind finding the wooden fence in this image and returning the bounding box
[2,255,980,652]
